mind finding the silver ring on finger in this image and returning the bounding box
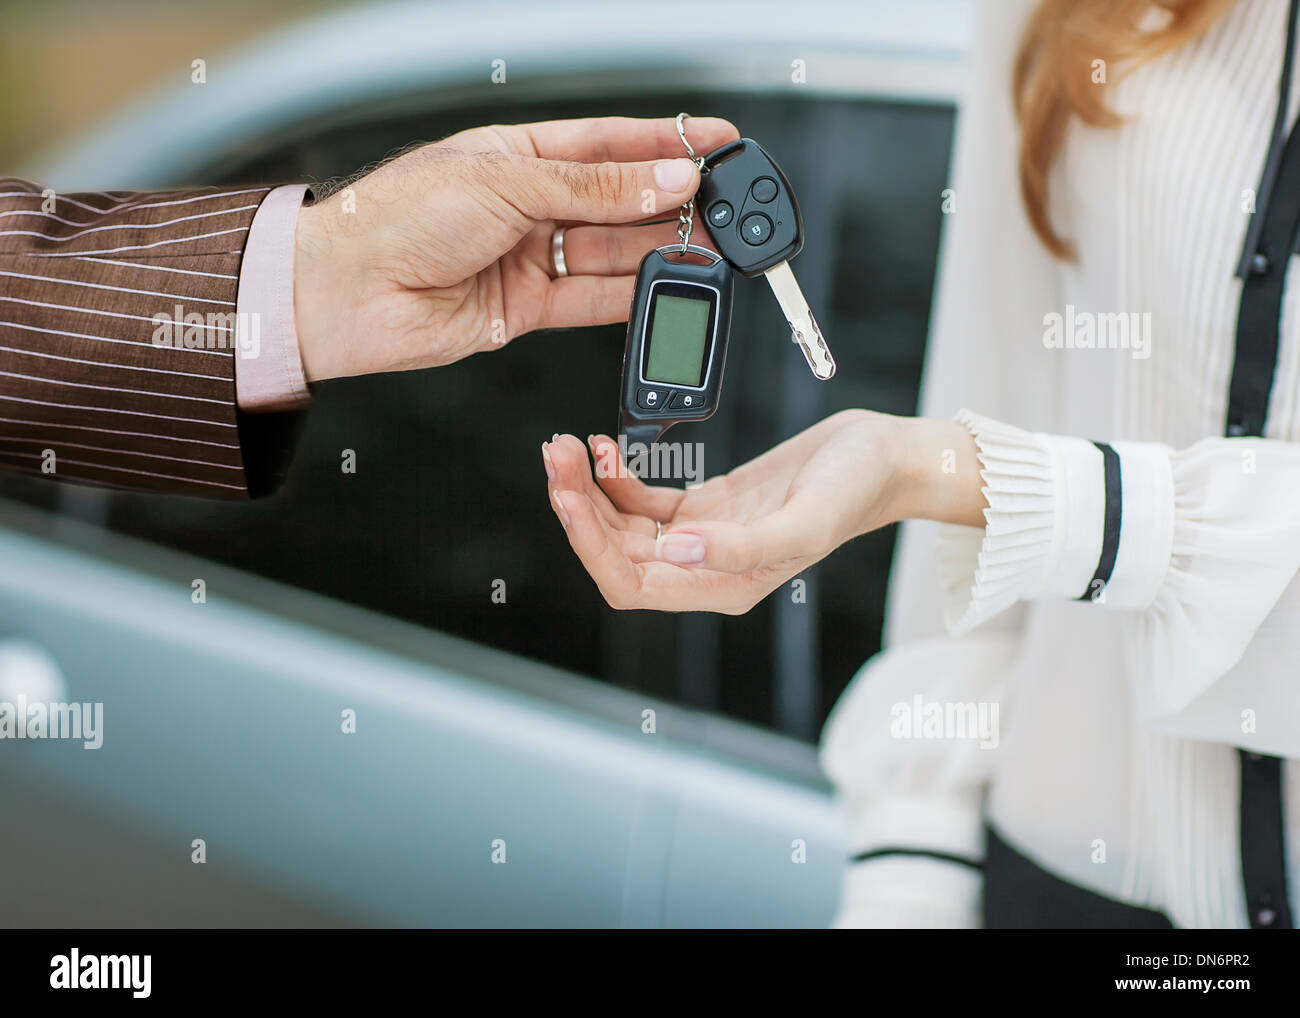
[552,226,569,278]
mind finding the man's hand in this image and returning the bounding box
[292,115,739,381]
[541,412,987,615]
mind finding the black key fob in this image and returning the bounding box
[696,138,804,277]
[618,245,733,449]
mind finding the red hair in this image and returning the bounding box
[1014,0,1237,257]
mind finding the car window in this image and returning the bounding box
[0,92,953,740]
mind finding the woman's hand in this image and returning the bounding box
[292,115,739,381]
[542,410,987,614]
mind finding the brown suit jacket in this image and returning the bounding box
[0,178,278,499]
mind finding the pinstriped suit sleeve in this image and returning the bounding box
[0,178,281,499]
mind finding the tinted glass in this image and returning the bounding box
[0,92,953,740]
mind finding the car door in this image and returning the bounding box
[1,0,968,927]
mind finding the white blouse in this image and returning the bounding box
[820,0,1300,928]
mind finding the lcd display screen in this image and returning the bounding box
[644,293,711,386]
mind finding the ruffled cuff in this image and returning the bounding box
[832,795,984,929]
[832,854,982,929]
[940,410,1174,635]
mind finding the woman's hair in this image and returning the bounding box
[1014,0,1237,257]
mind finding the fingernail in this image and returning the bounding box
[552,433,560,444]
[653,158,695,193]
[541,442,556,483]
[659,533,705,564]
[551,489,571,528]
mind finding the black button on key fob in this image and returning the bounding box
[697,139,803,277]
[694,135,836,380]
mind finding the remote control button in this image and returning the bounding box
[740,213,773,246]
[707,201,734,228]
[637,386,669,410]
[669,391,706,410]
[750,177,778,203]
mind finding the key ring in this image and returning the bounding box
[675,113,708,255]
[656,243,721,264]
[676,112,706,166]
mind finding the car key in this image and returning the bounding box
[696,138,836,380]
[617,244,734,449]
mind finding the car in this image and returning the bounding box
[0,0,971,927]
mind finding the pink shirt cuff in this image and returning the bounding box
[234,184,311,412]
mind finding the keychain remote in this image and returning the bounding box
[615,117,830,451]
[696,138,836,379]
[617,244,733,448]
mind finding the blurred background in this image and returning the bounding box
[0,0,970,926]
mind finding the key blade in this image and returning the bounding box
[763,261,836,380]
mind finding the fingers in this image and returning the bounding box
[587,434,687,521]
[548,488,721,612]
[514,115,739,165]
[590,429,829,574]
[655,504,828,574]
[544,449,816,613]
[543,434,598,496]
[588,434,831,573]
[550,489,646,602]
[544,430,824,613]
[548,493,780,615]
[489,152,701,225]
[534,275,635,330]
[559,221,681,276]
[544,434,655,537]
[549,483,666,604]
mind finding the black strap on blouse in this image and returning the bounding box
[1228,0,1299,931]
[851,846,983,871]
[1075,442,1122,602]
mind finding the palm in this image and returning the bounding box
[545,410,899,614]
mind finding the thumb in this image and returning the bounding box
[491,155,700,224]
[655,502,831,575]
